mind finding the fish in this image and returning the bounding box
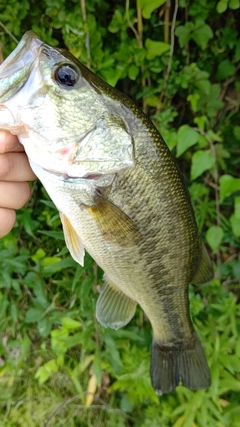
[0,31,214,395]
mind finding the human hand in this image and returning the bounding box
[0,131,37,238]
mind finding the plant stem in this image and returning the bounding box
[159,0,179,107]
[80,0,91,69]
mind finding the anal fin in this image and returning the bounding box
[60,212,85,266]
[96,276,137,330]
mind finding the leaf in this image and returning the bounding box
[233,125,240,141]
[43,256,77,273]
[219,174,240,201]
[62,317,82,330]
[51,328,69,356]
[187,93,200,112]
[145,38,170,60]
[25,308,44,323]
[139,0,165,19]
[190,150,214,180]
[38,230,65,240]
[192,20,213,50]
[35,359,59,384]
[216,59,236,80]
[128,64,139,80]
[216,0,228,13]
[229,0,240,9]
[230,196,240,236]
[175,23,194,47]
[176,125,199,157]
[206,226,224,251]
[85,374,98,407]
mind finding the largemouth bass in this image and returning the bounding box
[0,31,214,395]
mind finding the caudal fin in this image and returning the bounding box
[150,333,211,395]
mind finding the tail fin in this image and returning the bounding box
[150,333,211,395]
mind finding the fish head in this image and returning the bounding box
[0,31,134,181]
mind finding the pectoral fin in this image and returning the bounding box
[60,212,85,266]
[192,239,214,284]
[86,191,140,247]
[96,276,137,330]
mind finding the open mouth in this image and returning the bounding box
[82,173,103,180]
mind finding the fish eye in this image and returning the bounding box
[54,64,80,88]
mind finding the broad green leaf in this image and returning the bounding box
[128,64,139,80]
[193,115,207,131]
[176,125,199,157]
[139,0,165,19]
[43,256,77,273]
[31,248,46,261]
[206,226,224,251]
[196,78,211,95]
[216,0,228,13]
[233,125,240,140]
[62,317,82,330]
[192,20,213,50]
[25,308,44,323]
[100,67,123,87]
[216,59,236,80]
[229,0,240,9]
[190,150,214,180]
[42,256,61,267]
[146,95,159,107]
[230,214,240,237]
[207,130,222,142]
[230,196,240,236]
[187,93,200,112]
[175,23,193,47]
[35,359,59,384]
[51,328,69,356]
[219,174,240,201]
[145,38,170,60]
[220,371,240,392]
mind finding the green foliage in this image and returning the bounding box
[0,0,240,426]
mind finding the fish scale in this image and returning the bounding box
[0,31,214,395]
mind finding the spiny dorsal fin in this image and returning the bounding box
[60,212,85,266]
[86,191,140,246]
[96,275,137,330]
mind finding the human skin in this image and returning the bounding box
[0,131,36,238]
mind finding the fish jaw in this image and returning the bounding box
[0,31,42,103]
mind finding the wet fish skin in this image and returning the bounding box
[0,32,214,395]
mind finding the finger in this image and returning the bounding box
[0,181,31,209]
[0,207,16,238]
[0,152,37,181]
[0,131,24,153]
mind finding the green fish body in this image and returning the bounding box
[0,32,214,394]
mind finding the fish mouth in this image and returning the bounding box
[29,159,115,187]
[0,31,41,77]
[50,168,116,187]
[0,31,42,103]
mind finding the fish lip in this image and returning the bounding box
[0,31,42,77]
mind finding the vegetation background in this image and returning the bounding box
[0,0,240,425]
